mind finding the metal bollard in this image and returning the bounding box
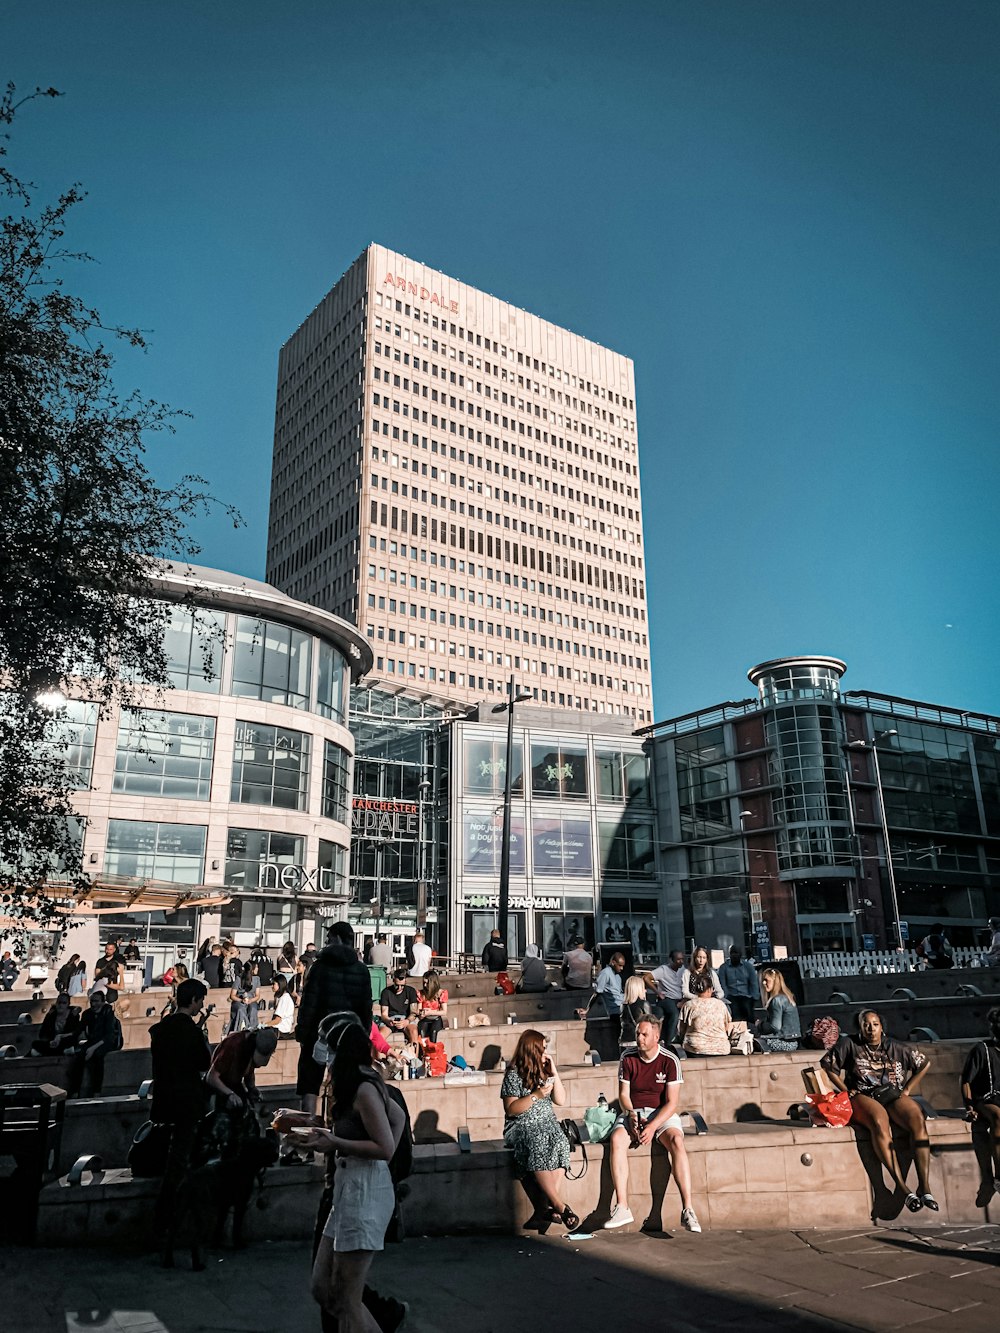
[67,1153,104,1185]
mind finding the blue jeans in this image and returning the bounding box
[230,1001,258,1032]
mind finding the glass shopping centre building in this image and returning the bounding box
[42,592,1000,967]
[50,564,370,968]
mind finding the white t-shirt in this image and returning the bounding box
[274,992,295,1034]
[409,941,432,978]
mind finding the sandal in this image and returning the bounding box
[522,1214,547,1230]
[557,1205,581,1231]
[920,1193,939,1212]
[904,1192,923,1213]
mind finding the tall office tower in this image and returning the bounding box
[266,244,653,720]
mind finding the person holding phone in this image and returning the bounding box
[301,1022,404,1333]
[501,1029,579,1232]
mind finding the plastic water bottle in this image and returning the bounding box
[597,1092,608,1108]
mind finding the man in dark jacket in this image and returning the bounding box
[295,920,372,1113]
[481,929,508,972]
[201,944,225,990]
[65,989,122,1097]
[150,978,211,1266]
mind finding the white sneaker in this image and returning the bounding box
[603,1205,635,1229]
[681,1207,702,1233]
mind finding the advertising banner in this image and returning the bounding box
[532,816,592,876]
[462,809,525,874]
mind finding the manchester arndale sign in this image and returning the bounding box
[383,272,459,314]
[352,797,420,839]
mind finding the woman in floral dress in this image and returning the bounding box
[501,1028,579,1231]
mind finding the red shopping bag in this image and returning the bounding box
[806,1090,853,1128]
[420,1038,447,1077]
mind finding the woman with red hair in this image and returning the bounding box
[501,1028,579,1231]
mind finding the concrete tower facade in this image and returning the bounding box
[266,244,653,721]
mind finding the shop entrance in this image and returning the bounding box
[465,911,525,961]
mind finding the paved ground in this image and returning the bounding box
[4,1223,1000,1333]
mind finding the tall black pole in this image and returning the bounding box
[497,673,516,948]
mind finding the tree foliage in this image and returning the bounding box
[0,85,237,950]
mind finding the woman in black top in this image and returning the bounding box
[961,1005,1000,1194]
[303,1023,403,1333]
[822,1009,935,1212]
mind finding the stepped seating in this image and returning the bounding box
[36,1111,994,1246]
[799,964,1000,1006]
[27,1023,999,1243]
[798,992,1000,1042]
[46,1040,979,1176]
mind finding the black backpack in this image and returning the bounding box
[366,1073,413,1185]
[253,952,275,986]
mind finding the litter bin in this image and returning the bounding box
[0,1083,67,1243]
[368,966,387,1005]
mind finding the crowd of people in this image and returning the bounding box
[582,939,805,1058]
[8,918,1000,1329]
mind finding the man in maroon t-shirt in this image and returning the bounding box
[603,1015,701,1234]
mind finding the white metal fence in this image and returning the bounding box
[793,947,992,978]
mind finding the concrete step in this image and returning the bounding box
[36,1113,997,1248]
[48,1040,980,1173]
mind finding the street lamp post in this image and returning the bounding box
[492,674,531,949]
[416,776,432,930]
[849,730,904,952]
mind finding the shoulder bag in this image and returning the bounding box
[559,1117,589,1180]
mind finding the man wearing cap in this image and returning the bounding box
[370,934,393,969]
[561,938,593,990]
[206,1026,279,1108]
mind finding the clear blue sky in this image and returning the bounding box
[7,1,999,719]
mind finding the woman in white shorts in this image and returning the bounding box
[303,1023,403,1332]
